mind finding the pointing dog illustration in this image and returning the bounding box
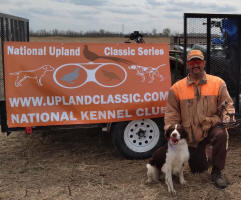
[128,64,165,83]
[9,65,55,87]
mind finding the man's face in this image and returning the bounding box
[187,58,206,77]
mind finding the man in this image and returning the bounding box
[164,49,235,189]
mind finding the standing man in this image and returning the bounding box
[164,49,235,189]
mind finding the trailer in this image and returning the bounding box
[1,13,240,160]
[0,13,176,159]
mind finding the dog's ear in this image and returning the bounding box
[165,125,173,138]
[179,126,188,139]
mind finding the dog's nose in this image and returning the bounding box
[171,133,177,138]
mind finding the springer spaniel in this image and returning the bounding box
[146,124,190,194]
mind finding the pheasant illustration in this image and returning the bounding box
[83,45,134,64]
[61,68,80,84]
[101,69,120,81]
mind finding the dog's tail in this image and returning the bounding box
[146,163,159,183]
[146,163,152,169]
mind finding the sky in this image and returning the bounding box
[0,0,240,34]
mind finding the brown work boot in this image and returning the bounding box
[211,168,227,189]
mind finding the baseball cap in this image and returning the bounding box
[187,50,204,61]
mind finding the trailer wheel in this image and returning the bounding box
[111,118,165,159]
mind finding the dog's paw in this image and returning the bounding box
[144,179,151,185]
[144,178,155,185]
[167,185,176,194]
[180,179,186,185]
[168,188,176,195]
[144,178,159,185]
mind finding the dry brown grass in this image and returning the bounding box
[0,127,240,200]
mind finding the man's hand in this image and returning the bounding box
[222,113,236,123]
[221,113,240,128]
[202,117,212,131]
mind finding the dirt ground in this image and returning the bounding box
[0,126,240,200]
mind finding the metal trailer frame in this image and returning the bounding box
[0,13,29,133]
[184,13,241,117]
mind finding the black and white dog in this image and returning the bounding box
[146,124,190,194]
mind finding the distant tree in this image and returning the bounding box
[52,29,59,36]
[29,28,156,38]
[99,29,105,35]
[152,28,157,36]
[162,28,171,36]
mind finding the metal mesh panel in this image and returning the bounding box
[0,13,29,101]
[0,17,4,101]
[0,13,29,132]
[184,13,241,115]
[186,18,207,49]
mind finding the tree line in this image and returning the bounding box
[29,28,172,37]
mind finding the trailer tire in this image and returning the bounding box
[111,118,165,159]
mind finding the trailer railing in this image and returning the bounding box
[0,13,29,132]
